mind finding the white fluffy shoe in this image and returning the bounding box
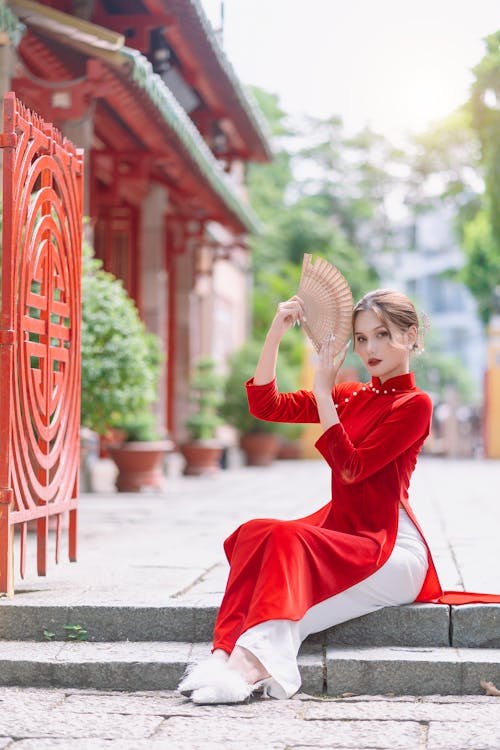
[177,655,229,697]
[190,671,273,705]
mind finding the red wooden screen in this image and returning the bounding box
[0,92,84,595]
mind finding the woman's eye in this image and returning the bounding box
[378,331,388,338]
[356,336,366,343]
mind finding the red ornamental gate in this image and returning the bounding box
[0,92,84,595]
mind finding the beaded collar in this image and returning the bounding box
[370,371,415,394]
[335,372,415,408]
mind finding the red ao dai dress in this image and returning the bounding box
[211,372,500,698]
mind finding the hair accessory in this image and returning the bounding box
[297,253,353,355]
[421,310,431,332]
[416,309,430,354]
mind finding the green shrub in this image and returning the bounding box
[185,357,224,441]
[80,243,163,436]
[221,339,300,435]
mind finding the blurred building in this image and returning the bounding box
[380,204,486,393]
[376,204,486,458]
[1,0,271,441]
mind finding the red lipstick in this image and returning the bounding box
[368,358,381,367]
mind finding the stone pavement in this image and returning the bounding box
[1,456,500,748]
[1,688,500,749]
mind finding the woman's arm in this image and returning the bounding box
[312,334,349,432]
[315,392,433,484]
[248,300,349,425]
[254,296,305,385]
[248,295,320,423]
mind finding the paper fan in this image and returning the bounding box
[297,254,353,355]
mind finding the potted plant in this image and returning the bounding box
[277,421,305,460]
[107,411,173,492]
[221,340,297,466]
[80,242,171,491]
[180,356,225,475]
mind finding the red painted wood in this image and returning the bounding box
[0,92,84,594]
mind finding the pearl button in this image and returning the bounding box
[392,388,396,392]
[383,390,388,394]
[345,397,349,402]
[353,391,357,396]
[362,386,366,391]
[376,389,380,394]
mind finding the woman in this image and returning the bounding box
[177,288,498,705]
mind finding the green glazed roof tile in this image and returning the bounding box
[0,2,25,45]
[121,46,261,234]
[187,0,272,157]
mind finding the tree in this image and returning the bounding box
[462,30,500,322]
[247,90,380,327]
[297,118,404,261]
[460,207,500,323]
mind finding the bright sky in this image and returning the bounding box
[201,0,500,139]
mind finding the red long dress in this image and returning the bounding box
[212,372,500,653]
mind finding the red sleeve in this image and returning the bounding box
[315,392,432,484]
[245,377,321,423]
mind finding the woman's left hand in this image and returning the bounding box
[313,335,350,397]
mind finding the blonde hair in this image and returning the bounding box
[353,289,424,352]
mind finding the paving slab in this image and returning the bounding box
[427,721,500,750]
[154,714,422,748]
[0,707,163,739]
[300,697,500,722]
[410,458,500,594]
[8,743,265,750]
[1,688,500,750]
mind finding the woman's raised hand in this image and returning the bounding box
[270,296,306,339]
[313,335,350,397]
[253,295,306,384]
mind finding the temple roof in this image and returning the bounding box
[9,0,262,233]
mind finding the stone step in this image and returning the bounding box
[325,646,500,697]
[0,641,322,695]
[0,641,499,696]
[0,601,499,647]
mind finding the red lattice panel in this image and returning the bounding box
[0,92,84,594]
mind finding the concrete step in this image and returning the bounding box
[1,600,499,647]
[0,640,499,696]
[0,641,323,694]
[325,646,500,697]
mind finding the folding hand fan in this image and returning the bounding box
[297,253,353,355]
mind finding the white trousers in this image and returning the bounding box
[236,507,429,698]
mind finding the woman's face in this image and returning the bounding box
[353,309,416,383]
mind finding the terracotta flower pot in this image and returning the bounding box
[108,440,173,492]
[240,432,280,466]
[99,428,128,459]
[277,438,303,460]
[180,441,224,476]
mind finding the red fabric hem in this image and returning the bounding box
[437,591,500,605]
